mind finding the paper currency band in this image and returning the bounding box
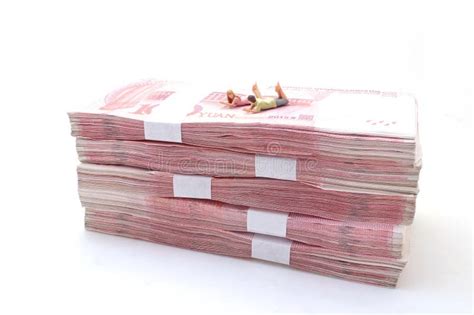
[144,121,182,143]
[247,208,289,237]
[172,174,212,199]
[251,234,292,265]
[254,155,297,181]
[393,225,411,260]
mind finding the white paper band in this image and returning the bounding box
[251,234,292,265]
[172,174,211,199]
[144,121,182,143]
[247,208,288,237]
[255,155,297,181]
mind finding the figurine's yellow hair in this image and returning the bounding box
[226,89,236,103]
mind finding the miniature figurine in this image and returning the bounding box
[220,90,251,108]
[245,82,289,113]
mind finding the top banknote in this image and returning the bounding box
[69,79,421,162]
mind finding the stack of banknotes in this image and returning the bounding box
[69,80,421,287]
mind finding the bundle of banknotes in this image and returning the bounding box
[69,80,421,287]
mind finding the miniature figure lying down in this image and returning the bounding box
[220,90,251,107]
[245,82,289,113]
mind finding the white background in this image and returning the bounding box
[0,0,472,314]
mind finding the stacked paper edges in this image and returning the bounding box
[69,80,421,287]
